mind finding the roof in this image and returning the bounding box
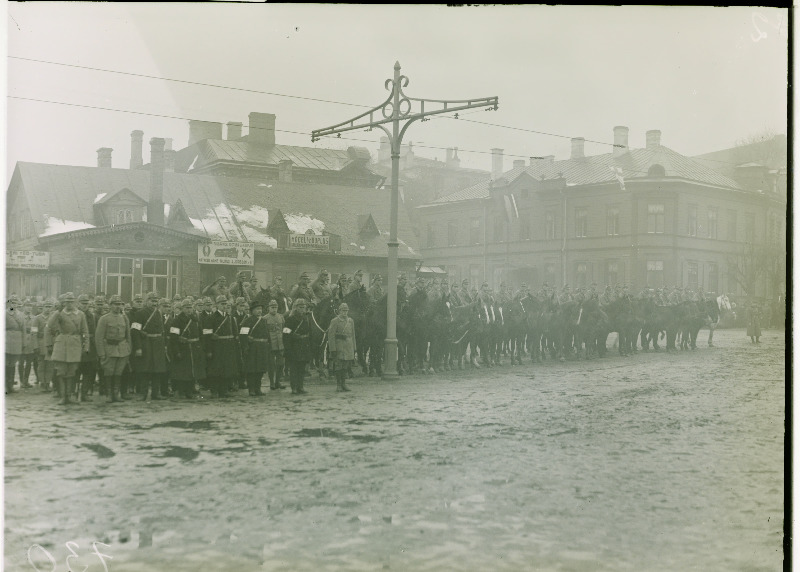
[12,162,420,259]
[430,145,746,204]
[176,139,375,173]
[692,134,787,178]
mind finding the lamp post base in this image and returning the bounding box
[382,338,400,381]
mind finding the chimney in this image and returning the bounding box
[248,112,276,146]
[130,130,143,169]
[491,148,504,180]
[613,126,629,157]
[97,148,113,169]
[164,138,173,151]
[148,138,165,226]
[513,159,526,169]
[164,150,176,173]
[227,121,243,140]
[188,120,223,146]
[449,147,461,169]
[646,130,662,150]
[571,137,585,159]
[278,159,293,182]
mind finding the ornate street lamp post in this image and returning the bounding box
[312,62,498,379]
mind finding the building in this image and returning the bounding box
[6,131,420,300]
[416,127,786,300]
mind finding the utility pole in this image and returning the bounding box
[312,62,498,380]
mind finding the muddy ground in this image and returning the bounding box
[4,328,785,571]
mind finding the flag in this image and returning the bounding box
[503,193,519,222]
[609,166,626,190]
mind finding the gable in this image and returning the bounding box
[357,213,380,237]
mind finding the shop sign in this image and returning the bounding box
[6,250,50,270]
[288,233,330,251]
[198,242,255,266]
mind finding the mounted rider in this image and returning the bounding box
[367,274,384,303]
[311,269,333,303]
[289,272,314,306]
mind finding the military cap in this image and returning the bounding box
[203,297,214,305]
[237,270,248,279]
[133,294,144,302]
[215,295,228,304]
[62,292,76,302]
[461,279,469,285]
[250,300,264,311]
[181,298,194,308]
[218,275,227,281]
[293,298,308,307]
[159,298,170,306]
[300,271,310,279]
[109,295,124,305]
[338,302,349,311]
[77,294,90,302]
[146,292,158,301]
[6,295,21,304]
[235,297,246,305]
[268,299,278,307]
[44,297,57,306]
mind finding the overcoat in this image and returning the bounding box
[131,307,168,373]
[240,314,270,373]
[206,311,241,377]
[95,312,132,358]
[5,309,24,355]
[167,312,206,381]
[283,313,313,363]
[81,310,97,362]
[21,313,37,354]
[46,310,88,363]
[327,315,356,360]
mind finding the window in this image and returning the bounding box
[142,258,169,298]
[469,217,481,245]
[688,205,698,237]
[544,263,556,287]
[576,262,588,288]
[493,214,505,243]
[575,208,587,238]
[519,215,531,241]
[745,212,755,243]
[545,212,556,240]
[426,223,436,248]
[606,260,619,286]
[447,221,459,247]
[708,262,718,294]
[646,260,664,288]
[687,261,699,291]
[707,208,717,239]
[116,209,133,224]
[727,209,737,241]
[606,208,620,236]
[102,257,134,301]
[647,203,664,234]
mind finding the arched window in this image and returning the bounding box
[648,164,666,177]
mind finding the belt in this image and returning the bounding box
[145,333,163,338]
[216,335,234,340]
[249,338,269,342]
[180,338,200,343]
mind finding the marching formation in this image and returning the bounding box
[5,266,756,404]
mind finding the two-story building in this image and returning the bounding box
[416,127,786,300]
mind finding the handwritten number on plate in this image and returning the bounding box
[26,544,56,572]
[92,541,114,572]
[65,541,88,572]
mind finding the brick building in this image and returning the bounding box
[416,127,786,300]
[6,133,419,300]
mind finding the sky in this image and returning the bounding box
[4,4,790,183]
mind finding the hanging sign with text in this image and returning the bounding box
[287,233,330,251]
[198,242,255,266]
[6,250,50,270]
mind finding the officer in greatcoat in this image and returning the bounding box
[45,292,89,404]
[34,298,56,393]
[167,298,205,398]
[5,296,25,394]
[95,295,132,403]
[240,300,270,396]
[132,292,168,401]
[77,294,98,401]
[205,295,241,397]
[20,300,37,389]
[263,299,286,390]
[311,269,333,304]
[289,272,314,305]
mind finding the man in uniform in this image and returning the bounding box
[270,276,291,314]
[45,292,89,405]
[349,270,366,294]
[367,274,384,304]
[240,300,269,396]
[497,282,512,306]
[34,298,56,393]
[205,295,241,398]
[229,271,253,304]
[289,272,314,305]
[311,269,333,303]
[76,294,98,401]
[167,298,204,399]
[19,299,37,389]
[233,297,249,325]
[201,275,228,299]
[95,295,132,403]
[132,292,168,401]
[396,273,408,306]
[5,296,25,393]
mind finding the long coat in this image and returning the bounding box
[283,313,313,363]
[46,310,89,363]
[21,313,37,355]
[327,315,356,360]
[131,307,168,373]
[95,312,132,358]
[81,310,97,362]
[240,314,270,373]
[206,311,241,378]
[33,312,50,355]
[746,307,762,337]
[167,312,206,381]
[6,309,24,355]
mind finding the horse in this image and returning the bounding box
[308,296,337,378]
[343,287,372,373]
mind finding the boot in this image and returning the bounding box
[60,378,71,404]
[340,377,351,392]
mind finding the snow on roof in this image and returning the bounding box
[230,205,277,247]
[93,193,107,204]
[284,213,325,235]
[40,215,96,237]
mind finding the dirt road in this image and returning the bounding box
[5,328,785,571]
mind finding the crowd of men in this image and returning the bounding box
[4,266,748,404]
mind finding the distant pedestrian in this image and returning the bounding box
[327,302,355,392]
[747,303,762,344]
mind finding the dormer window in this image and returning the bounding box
[648,164,666,177]
[116,209,134,224]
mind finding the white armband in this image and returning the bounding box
[282,327,292,334]
[30,326,39,333]
[131,322,142,331]
[202,329,213,335]
[239,327,250,335]
[170,327,181,335]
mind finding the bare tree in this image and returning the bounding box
[733,129,787,168]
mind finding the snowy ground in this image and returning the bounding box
[4,328,785,572]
